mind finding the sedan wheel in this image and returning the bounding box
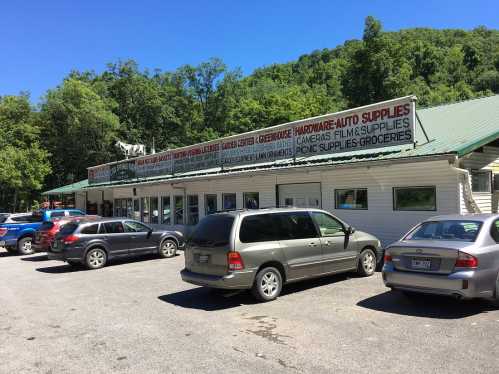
[251,267,283,302]
[357,249,376,277]
[85,248,107,270]
[159,240,177,258]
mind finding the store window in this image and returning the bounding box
[393,186,436,211]
[141,197,150,223]
[494,174,499,191]
[161,196,171,224]
[223,193,237,211]
[114,199,122,217]
[174,196,184,224]
[335,189,368,210]
[150,196,159,224]
[243,192,259,209]
[472,171,492,193]
[205,194,217,215]
[187,195,199,225]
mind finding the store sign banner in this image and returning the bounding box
[88,165,111,184]
[173,142,220,173]
[135,153,173,178]
[221,127,294,167]
[294,96,415,157]
[87,96,416,184]
[110,160,136,181]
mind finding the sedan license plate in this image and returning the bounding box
[412,259,431,270]
[197,254,210,263]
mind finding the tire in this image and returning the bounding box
[357,248,376,277]
[251,267,283,302]
[159,239,177,258]
[85,248,107,270]
[17,237,34,255]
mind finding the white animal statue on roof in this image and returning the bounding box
[115,141,146,159]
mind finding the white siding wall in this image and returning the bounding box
[108,159,460,247]
[461,146,499,213]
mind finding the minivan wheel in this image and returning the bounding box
[357,248,376,277]
[159,239,177,258]
[251,267,283,302]
[85,248,107,270]
[17,237,34,255]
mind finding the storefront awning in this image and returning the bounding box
[42,179,89,195]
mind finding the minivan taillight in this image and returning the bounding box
[228,252,244,271]
[63,235,80,245]
[454,251,478,269]
[0,228,7,237]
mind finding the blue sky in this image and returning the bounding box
[1,0,498,103]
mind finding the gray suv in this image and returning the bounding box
[48,218,184,269]
[181,208,382,301]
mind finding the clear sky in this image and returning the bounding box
[1,0,498,103]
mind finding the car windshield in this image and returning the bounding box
[188,214,234,247]
[0,215,7,223]
[405,220,482,242]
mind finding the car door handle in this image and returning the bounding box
[309,242,318,247]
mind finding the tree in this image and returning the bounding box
[0,95,50,211]
[40,79,119,187]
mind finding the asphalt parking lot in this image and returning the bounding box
[1,248,498,374]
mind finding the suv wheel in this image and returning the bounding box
[357,248,376,277]
[159,239,177,258]
[17,237,34,255]
[251,267,283,302]
[85,248,107,270]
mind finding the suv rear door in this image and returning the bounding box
[185,214,235,276]
[102,221,129,257]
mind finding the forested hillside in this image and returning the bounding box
[1,16,498,211]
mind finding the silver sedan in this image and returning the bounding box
[383,214,499,300]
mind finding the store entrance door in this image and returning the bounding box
[277,183,321,208]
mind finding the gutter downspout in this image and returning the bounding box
[451,162,481,214]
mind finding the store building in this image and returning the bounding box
[47,95,499,246]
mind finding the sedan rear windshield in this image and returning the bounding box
[405,220,482,242]
[189,214,234,247]
[59,223,78,236]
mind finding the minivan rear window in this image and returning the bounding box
[189,214,234,247]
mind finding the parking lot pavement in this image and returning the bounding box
[1,248,498,374]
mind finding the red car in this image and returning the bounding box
[33,215,98,252]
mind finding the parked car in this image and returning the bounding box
[0,209,85,255]
[382,214,499,300]
[48,218,184,269]
[33,215,99,253]
[181,208,382,302]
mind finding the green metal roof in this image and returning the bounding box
[57,95,499,192]
[42,179,89,195]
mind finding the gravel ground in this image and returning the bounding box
[0,247,498,374]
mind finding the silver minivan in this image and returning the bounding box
[181,208,382,301]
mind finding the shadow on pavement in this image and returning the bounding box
[0,251,14,257]
[35,253,182,274]
[357,290,497,319]
[21,254,49,262]
[159,273,352,311]
[158,287,256,311]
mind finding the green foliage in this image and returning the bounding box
[2,17,499,209]
[0,95,51,211]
